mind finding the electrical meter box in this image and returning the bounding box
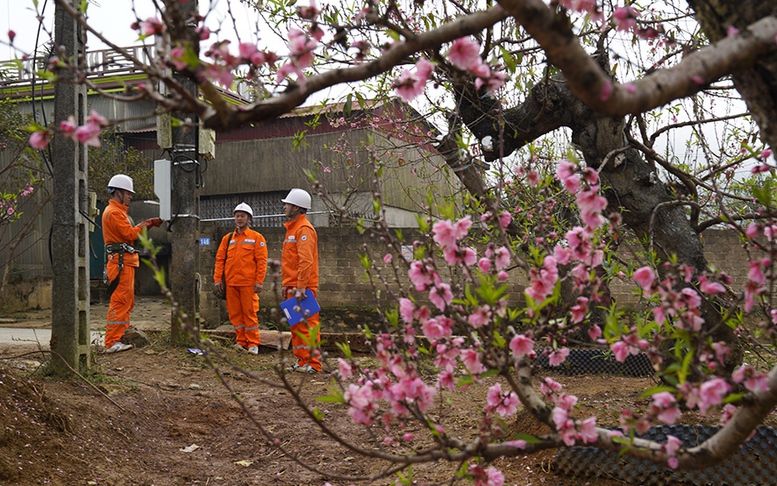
[154,159,172,220]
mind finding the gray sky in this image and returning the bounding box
[2,0,155,59]
[1,0,268,60]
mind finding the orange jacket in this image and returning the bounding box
[282,214,319,290]
[102,199,142,268]
[214,227,268,286]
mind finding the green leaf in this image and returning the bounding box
[312,407,324,421]
[335,341,352,359]
[457,374,475,387]
[384,307,399,329]
[610,435,633,446]
[752,185,773,206]
[25,122,46,133]
[395,466,414,485]
[678,350,694,384]
[358,253,371,270]
[480,368,499,379]
[475,282,509,306]
[315,390,345,403]
[506,433,542,444]
[500,46,516,73]
[723,392,745,404]
[305,112,322,129]
[34,70,57,82]
[361,324,374,340]
[292,130,310,151]
[638,386,675,400]
[493,329,506,348]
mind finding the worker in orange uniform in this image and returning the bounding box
[102,174,163,353]
[281,188,321,373]
[213,203,268,355]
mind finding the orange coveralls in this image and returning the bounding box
[214,228,268,348]
[282,214,321,371]
[102,199,143,349]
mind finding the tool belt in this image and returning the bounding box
[105,243,137,298]
[105,243,138,255]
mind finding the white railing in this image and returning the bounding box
[0,46,156,86]
[0,45,254,100]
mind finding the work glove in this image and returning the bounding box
[139,218,163,229]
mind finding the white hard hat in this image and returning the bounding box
[233,202,254,218]
[281,188,311,210]
[107,174,134,193]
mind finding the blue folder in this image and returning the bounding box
[280,289,320,326]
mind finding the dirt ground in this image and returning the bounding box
[0,298,774,486]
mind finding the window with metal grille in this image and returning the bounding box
[201,191,287,227]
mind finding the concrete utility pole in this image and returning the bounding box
[168,0,201,342]
[50,0,90,374]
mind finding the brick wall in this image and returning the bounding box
[200,224,387,326]
[699,230,749,286]
[197,224,749,327]
[1,224,749,316]
[200,225,387,306]
[199,224,525,326]
[602,229,748,306]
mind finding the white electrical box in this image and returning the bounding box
[88,191,99,232]
[154,159,172,220]
[199,127,216,160]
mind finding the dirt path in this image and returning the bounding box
[1,301,773,485]
[0,296,173,331]
[0,335,652,486]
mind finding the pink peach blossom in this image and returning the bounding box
[75,123,102,147]
[461,348,486,374]
[498,211,512,228]
[633,266,655,292]
[429,283,453,311]
[588,324,602,341]
[548,347,570,366]
[138,17,165,36]
[29,130,50,149]
[698,276,726,295]
[59,116,77,137]
[467,305,491,328]
[493,246,511,271]
[399,298,415,324]
[612,6,639,32]
[447,37,482,70]
[509,334,534,358]
[698,378,731,415]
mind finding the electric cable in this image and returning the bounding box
[30,0,54,177]
[27,0,57,275]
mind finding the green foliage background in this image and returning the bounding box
[88,127,154,203]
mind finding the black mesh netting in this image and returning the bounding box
[533,348,655,377]
[553,425,777,485]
